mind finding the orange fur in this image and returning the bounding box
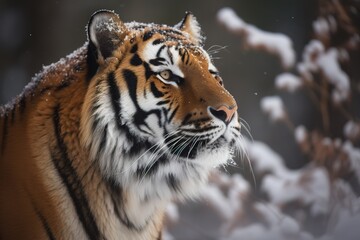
[0,10,238,240]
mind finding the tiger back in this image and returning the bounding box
[0,10,241,240]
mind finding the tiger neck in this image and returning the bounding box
[107,181,167,231]
[49,103,166,238]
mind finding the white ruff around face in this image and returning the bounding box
[85,80,236,204]
[83,35,242,203]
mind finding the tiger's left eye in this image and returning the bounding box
[159,70,171,80]
[157,69,183,85]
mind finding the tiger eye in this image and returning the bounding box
[160,70,171,80]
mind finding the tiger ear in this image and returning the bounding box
[175,12,204,46]
[87,10,128,62]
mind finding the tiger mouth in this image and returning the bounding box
[164,130,233,159]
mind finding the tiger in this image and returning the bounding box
[0,9,241,240]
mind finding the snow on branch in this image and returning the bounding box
[217,7,296,69]
[260,96,286,122]
[165,2,360,239]
[275,73,302,92]
[297,40,351,103]
[202,171,250,221]
[317,48,350,103]
[343,121,360,141]
[262,168,330,216]
[246,140,288,176]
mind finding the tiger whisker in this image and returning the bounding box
[118,130,180,175]
[186,135,200,160]
[138,134,185,184]
[183,135,202,173]
[237,135,257,189]
[207,45,228,54]
[169,135,199,176]
[239,117,253,142]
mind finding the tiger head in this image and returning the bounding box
[81,10,241,200]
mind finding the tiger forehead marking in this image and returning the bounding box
[0,9,242,240]
[117,27,233,127]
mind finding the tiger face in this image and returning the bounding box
[82,11,241,200]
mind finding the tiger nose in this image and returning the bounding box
[208,105,237,124]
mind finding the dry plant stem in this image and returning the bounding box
[283,115,295,132]
[304,74,354,125]
[336,104,356,122]
[320,75,331,134]
[304,81,322,111]
[332,0,358,35]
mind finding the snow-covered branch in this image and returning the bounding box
[217,7,296,69]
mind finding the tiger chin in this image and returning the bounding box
[0,10,241,240]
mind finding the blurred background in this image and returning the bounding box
[1,0,359,239]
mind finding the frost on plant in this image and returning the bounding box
[217,7,296,69]
[165,1,360,239]
[275,73,302,92]
[260,96,286,122]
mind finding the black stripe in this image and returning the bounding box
[130,54,143,66]
[149,109,163,128]
[156,45,166,58]
[91,113,100,133]
[182,113,192,125]
[108,183,145,232]
[122,69,156,132]
[167,48,174,65]
[161,107,169,123]
[130,44,138,53]
[122,69,140,109]
[179,48,190,65]
[107,72,122,129]
[128,139,152,157]
[166,173,181,192]
[1,114,8,155]
[143,62,154,80]
[181,126,218,133]
[86,42,99,81]
[105,71,150,156]
[136,155,169,178]
[166,36,186,43]
[156,100,170,106]
[52,105,101,240]
[91,80,103,132]
[181,51,187,63]
[168,105,179,123]
[121,69,155,152]
[160,29,184,36]
[34,206,56,240]
[150,82,164,98]
[149,58,166,66]
[152,39,164,45]
[97,124,108,159]
[143,31,154,41]
[185,51,190,65]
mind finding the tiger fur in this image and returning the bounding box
[0,10,241,239]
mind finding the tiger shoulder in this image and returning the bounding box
[0,10,241,240]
